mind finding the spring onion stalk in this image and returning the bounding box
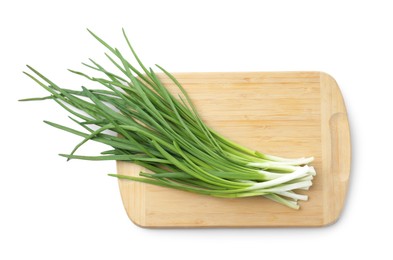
[20,29,316,209]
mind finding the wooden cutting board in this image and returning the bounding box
[116,72,351,227]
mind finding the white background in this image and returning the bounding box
[1,0,392,259]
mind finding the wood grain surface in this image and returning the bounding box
[116,71,351,227]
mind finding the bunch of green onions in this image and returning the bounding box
[21,30,316,209]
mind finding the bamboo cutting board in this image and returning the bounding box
[116,72,351,227]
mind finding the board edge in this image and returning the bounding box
[320,71,351,226]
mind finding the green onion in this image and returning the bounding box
[20,29,316,209]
